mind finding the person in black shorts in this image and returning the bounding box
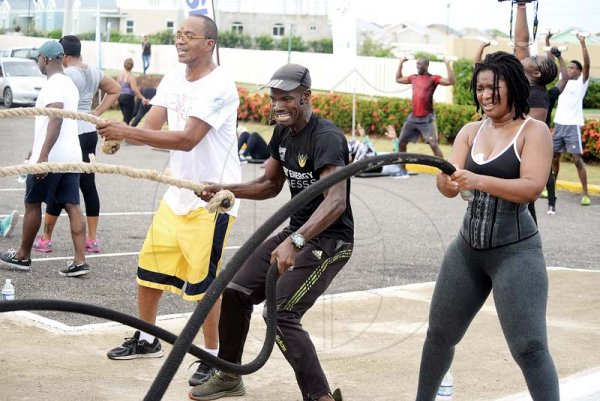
[192,63,352,401]
[0,40,89,277]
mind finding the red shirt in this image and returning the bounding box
[407,74,442,117]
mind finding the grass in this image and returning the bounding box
[100,111,600,187]
[239,122,600,187]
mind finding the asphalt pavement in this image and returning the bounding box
[0,114,599,400]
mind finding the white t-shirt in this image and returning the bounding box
[64,64,104,134]
[553,75,589,126]
[31,73,81,163]
[151,65,241,216]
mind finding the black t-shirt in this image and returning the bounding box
[268,114,354,242]
[545,86,561,127]
[528,85,549,110]
[142,42,151,56]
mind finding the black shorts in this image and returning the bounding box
[25,173,81,205]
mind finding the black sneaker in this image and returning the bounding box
[332,388,343,401]
[189,371,245,400]
[107,331,164,360]
[59,261,90,277]
[188,360,216,386]
[0,249,31,271]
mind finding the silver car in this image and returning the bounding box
[0,57,46,108]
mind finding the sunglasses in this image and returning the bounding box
[174,32,209,43]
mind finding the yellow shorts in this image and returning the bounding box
[137,201,235,301]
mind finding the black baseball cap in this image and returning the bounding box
[262,63,311,91]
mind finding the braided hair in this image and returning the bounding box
[536,57,559,86]
[471,51,530,120]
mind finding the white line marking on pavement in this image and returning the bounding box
[495,367,600,401]
[31,246,241,262]
[0,188,24,192]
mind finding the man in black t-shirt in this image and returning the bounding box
[193,64,351,401]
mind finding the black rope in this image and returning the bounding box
[0,152,458,400]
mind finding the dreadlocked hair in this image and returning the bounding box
[537,57,559,86]
[471,51,530,120]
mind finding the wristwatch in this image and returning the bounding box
[289,232,305,250]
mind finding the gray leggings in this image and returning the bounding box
[415,234,559,401]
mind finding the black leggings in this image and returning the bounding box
[118,93,136,125]
[416,234,559,401]
[238,131,270,160]
[546,171,556,207]
[46,132,100,217]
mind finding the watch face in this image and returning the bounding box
[291,233,304,249]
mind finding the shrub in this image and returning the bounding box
[452,58,474,106]
[47,29,62,39]
[219,31,253,49]
[254,35,275,50]
[434,103,481,143]
[582,119,600,161]
[235,87,481,144]
[306,38,333,54]
[583,79,600,109]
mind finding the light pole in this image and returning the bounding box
[26,0,31,35]
[287,22,293,63]
[446,3,450,34]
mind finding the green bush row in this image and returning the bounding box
[237,86,479,144]
[237,85,600,161]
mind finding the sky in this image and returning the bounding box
[358,0,600,35]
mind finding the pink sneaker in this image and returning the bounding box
[85,239,100,253]
[33,236,53,253]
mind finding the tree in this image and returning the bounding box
[358,33,394,58]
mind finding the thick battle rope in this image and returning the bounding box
[0,107,121,154]
[0,160,234,214]
[0,153,460,400]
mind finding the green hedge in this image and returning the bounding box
[237,87,479,144]
[237,85,600,161]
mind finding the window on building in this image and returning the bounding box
[273,23,285,37]
[310,25,317,31]
[166,20,174,31]
[126,19,134,34]
[232,22,243,33]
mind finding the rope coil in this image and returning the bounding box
[0,107,122,154]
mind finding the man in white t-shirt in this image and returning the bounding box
[0,40,89,277]
[552,33,592,206]
[98,15,240,387]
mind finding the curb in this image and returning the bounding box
[405,164,600,196]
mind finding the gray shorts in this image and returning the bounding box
[553,124,582,154]
[399,113,438,144]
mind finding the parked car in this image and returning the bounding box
[0,47,39,61]
[0,58,45,108]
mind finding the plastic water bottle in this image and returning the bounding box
[16,159,28,183]
[1,279,15,301]
[436,371,454,400]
